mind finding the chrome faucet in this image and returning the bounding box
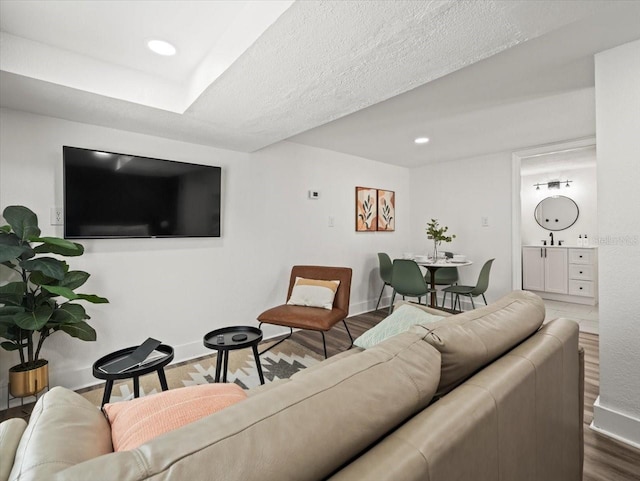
[549,232,554,246]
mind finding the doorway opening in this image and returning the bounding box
[511,137,598,333]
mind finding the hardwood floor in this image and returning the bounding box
[579,333,640,481]
[293,308,640,481]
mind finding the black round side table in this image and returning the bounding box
[203,326,265,385]
[92,344,174,407]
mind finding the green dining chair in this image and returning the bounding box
[389,259,436,314]
[424,267,459,286]
[442,259,494,311]
[376,253,393,310]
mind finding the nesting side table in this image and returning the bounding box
[203,326,265,385]
[92,344,174,407]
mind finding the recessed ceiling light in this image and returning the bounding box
[147,39,176,56]
[414,137,430,144]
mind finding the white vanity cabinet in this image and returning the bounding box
[522,247,568,294]
[522,246,598,305]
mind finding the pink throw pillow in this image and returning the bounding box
[103,383,247,451]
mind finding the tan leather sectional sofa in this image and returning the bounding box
[1,291,583,481]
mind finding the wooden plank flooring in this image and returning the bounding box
[579,333,640,481]
[294,308,640,481]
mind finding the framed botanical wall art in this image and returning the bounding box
[355,187,377,231]
[377,189,395,231]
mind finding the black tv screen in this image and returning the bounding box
[63,146,221,238]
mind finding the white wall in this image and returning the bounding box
[593,39,640,447]
[409,151,514,305]
[0,108,411,402]
[521,165,597,247]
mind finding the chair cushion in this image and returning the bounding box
[0,418,27,481]
[414,290,545,396]
[443,284,474,294]
[354,303,444,349]
[8,386,112,481]
[258,304,347,331]
[287,277,340,309]
[103,384,247,451]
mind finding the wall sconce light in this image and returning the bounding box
[534,180,572,190]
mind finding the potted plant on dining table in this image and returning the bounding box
[426,218,456,261]
[0,205,108,398]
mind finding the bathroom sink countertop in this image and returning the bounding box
[522,245,597,248]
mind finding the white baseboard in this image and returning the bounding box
[591,395,640,449]
[0,297,441,409]
[1,332,297,410]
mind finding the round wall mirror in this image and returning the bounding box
[534,195,579,231]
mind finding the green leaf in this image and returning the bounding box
[0,225,11,233]
[0,245,28,264]
[0,325,27,342]
[3,206,41,241]
[57,320,96,341]
[0,306,25,336]
[50,303,88,324]
[41,285,108,304]
[59,271,90,290]
[0,231,20,246]
[76,293,109,304]
[40,285,76,299]
[0,282,26,306]
[14,304,53,330]
[29,270,56,286]
[0,229,35,261]
[20,257,67,280]
[0,305,25,317]
[33,238,84,257]
[1,341,19,351]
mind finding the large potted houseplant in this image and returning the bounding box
[426,218,456,260]
[0,206,108,398]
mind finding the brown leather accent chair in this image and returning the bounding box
[257,266,353,358]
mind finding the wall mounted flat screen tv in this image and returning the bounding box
[63,146,221,238]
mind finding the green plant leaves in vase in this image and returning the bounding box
[426,219,456,257]
[0,205,109,369]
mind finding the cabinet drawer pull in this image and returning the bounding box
[579,287,583,290]
[579,255,583,258]
[580,271,583,274]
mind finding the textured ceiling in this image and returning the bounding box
[288,2,640,166]
[1,0,639,165]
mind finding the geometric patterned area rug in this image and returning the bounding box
[79,338,322,406]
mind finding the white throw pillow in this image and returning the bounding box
[354,304,444,349]
[287,277,340,310]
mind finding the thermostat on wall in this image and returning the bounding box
[308,190,320,199]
